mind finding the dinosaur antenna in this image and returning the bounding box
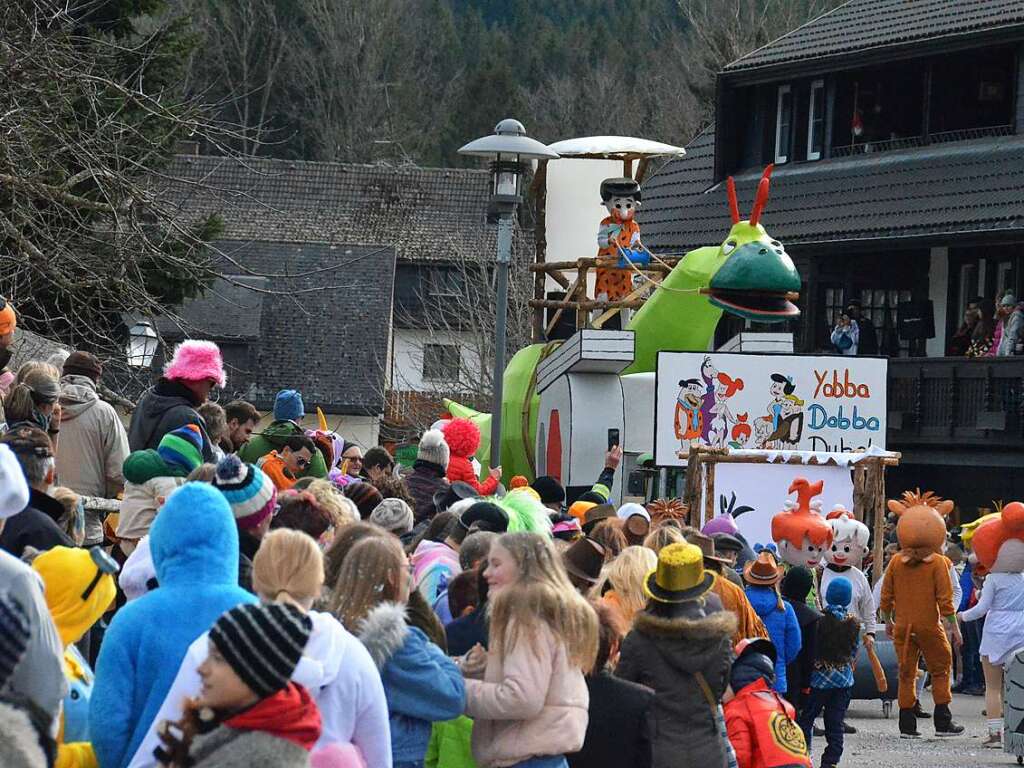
[726,176,740,224]
[748,164,774,227]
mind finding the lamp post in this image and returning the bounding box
[459,119,559,469]
[126,320,158,368]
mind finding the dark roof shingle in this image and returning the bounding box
[159,241,396,415]
[726,0,1024,73]
[156,155,534,263]
[640,129,1024,251]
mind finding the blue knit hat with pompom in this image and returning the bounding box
[212,454,276,530]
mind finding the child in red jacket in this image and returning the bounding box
[441,418,501,495]
[725,638,811,768]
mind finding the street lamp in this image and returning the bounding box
[126,320,158,368]
[459,119,559,469]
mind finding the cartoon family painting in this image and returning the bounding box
[673,356,806,457]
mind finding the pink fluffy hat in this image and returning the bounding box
[164,340,226,387]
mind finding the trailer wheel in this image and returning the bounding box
[1015,756,1021,765]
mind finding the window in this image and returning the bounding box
[807,79,825,160]
[422,344,460,382]
[775,85,793,163]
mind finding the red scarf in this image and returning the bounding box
[224,683,322,751]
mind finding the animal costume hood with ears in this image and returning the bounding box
[887,490,954,565]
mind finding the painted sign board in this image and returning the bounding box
[655,351,888,466]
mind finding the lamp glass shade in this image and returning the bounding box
[127,321,158,368]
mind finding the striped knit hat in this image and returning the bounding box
[0,592,30,688]
[213,454,277,530]
[209,602,312,697]
[157,424,204,473]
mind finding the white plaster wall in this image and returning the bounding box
[391,328,481,393]
[544,159,622,296]
[927,247,949,358]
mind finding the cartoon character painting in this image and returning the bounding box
[708,372,745,448]
[771,477,833,570]
[674,377,708,456]
[754,373,804,448]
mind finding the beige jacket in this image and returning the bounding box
[465,621,588,767]
[57,376,129,498]
[116,476,185,544]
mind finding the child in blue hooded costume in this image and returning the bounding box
[743,544,801,694]
[90,482,257,768]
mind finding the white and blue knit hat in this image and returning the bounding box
[213,454,276,530]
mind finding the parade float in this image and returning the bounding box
[447,142,806,499]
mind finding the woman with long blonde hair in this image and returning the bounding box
[594,545,657,633]
[462,531,598,768]
[136,529,391,768]
[331,535,464,768]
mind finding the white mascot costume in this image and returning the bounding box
[821,506,876,638]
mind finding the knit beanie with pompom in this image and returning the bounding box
[213,454,277,530]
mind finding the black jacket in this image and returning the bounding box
[616,601,737,768]
[784,597,821,706]
[568,669,654,768]
[237,528,262,594]
[127,378,214,461]
[405,460,448,523]
[0,489,73,557]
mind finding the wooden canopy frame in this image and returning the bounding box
[681,446,901,584]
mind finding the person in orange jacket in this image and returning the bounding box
[440,418,501,495]
[724,638,811,768]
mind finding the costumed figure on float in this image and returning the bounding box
[957,500,1024,752]
[771,478,833,606]
[594,177,650,314]
[879,490,964,738]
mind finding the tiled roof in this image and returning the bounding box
[156,275,266,341]
[156,155,534,263]
[726,0,1024,73]
[640,129,1024,252]
[158,241,396,415]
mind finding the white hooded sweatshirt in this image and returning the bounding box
[127,610,392,768]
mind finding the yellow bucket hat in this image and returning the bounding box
[643,542,714,603]
[33,546,117,648]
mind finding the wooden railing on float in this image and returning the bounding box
[528,256,681,340]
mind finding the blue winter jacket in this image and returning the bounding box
[357,601,466,764]
[744,585,802,693]
[89,483,256,768]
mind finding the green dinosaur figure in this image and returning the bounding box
[447,165,800,479]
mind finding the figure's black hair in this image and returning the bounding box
[770,373,795,395]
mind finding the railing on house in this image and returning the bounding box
[832,124,1013,158]
[887,357,1024,450]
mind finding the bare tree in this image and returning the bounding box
[181,0,292,156]
[388,239,533,437]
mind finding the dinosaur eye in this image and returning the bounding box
[723,240,737,255]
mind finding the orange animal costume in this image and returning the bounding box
[441,418,499,496]
[594,177,642,302]
[879,490,962,737]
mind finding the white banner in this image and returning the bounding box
[708,463,854,551]
[655,351,888,466]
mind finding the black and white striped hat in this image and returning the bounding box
[208,603,312,698]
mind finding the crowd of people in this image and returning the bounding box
[829,291,1024,358]
[0,309,1019,768]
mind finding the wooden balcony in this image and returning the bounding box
[887,357,1024,450]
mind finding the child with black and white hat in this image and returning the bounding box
[154,602,322,768]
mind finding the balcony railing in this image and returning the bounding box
[832,124,1013,158]
[887,357,1024,450]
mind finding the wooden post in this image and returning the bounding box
[870,460,887,586]
[683,445,702,526]
[703,461,716,531]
